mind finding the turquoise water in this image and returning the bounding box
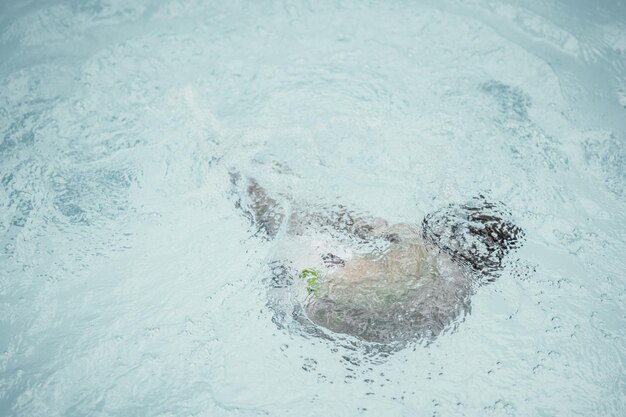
[1,1,625,416]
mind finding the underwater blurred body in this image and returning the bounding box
[1,0,625,416]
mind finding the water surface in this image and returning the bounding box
[1,0,625,416]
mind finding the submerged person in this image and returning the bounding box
[232,173,524,345]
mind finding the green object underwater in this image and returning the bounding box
[300,268,321,295]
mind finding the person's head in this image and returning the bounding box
[421,196,524,272]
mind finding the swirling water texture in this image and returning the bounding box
[0,1,625,416]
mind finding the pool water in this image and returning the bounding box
[1,0,625,416]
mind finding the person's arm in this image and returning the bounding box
[233,173,388,242]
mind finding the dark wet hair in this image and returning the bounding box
[421,196,524,272]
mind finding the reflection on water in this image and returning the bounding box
[1,0,625,416]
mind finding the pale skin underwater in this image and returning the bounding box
[232,174,524,345]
